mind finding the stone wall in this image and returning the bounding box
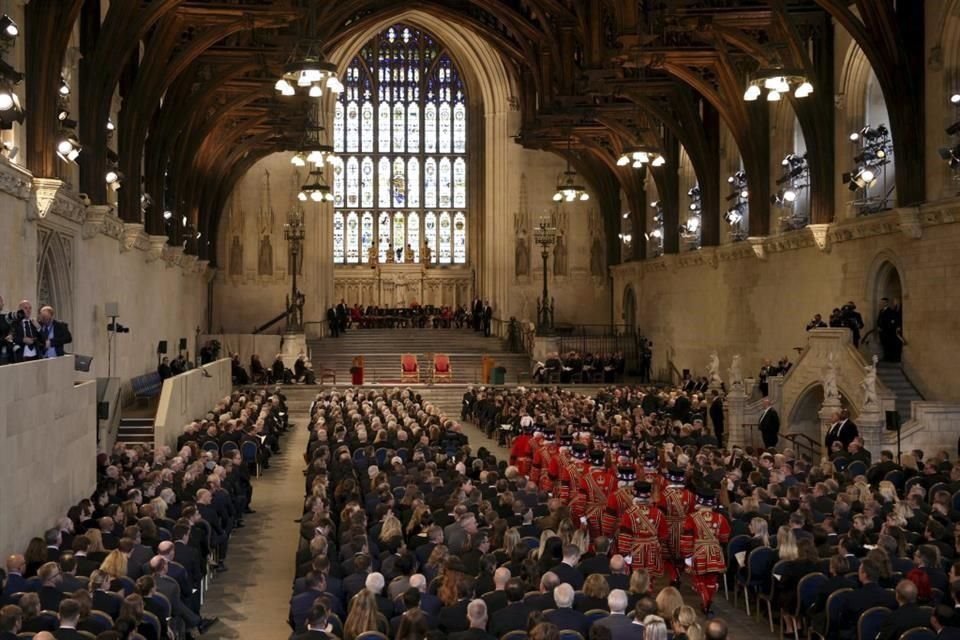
[154,358,232,450]
[612,202,960,402]
[0,357,97,556]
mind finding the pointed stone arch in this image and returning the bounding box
[36,227,75,326]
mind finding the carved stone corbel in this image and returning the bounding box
[180,254,198,273]
[82,205,122,240]
[194,259,210,275]
[31,178,86,224]
[165,246,184,268]
[146,235,169,263]
[0,158,32,201]
[747,236,767,261]
[897,208,922,239]
[807,224,832,252]
[121,223,145,253]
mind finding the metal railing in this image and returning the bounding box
[782,432,821,461]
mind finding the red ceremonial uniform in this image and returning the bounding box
[680,507,731,611]
[538,443,560,494]
[637,469,667,501]
[530,438,545,484]
[602,487,634,538]
[563,457,587,520]
[580,466,616,538]
[659,485,696,582]
[510,434,534,477]
[617,502,669,574]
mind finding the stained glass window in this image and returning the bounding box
[346,212,359,263]
[332,23,468,265]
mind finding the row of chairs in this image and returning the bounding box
[400,353,452,383]
[198,439,262,477]
[9,591,170,640]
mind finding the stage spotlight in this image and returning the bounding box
[0,15,18,40]
[56,134,81,162]
[952,93,960,105]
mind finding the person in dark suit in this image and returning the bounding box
[0,601,22,639]
[837,558,898,640]
[3,555,27,598]
[10,300,40,362]
[489,580,535,637]
[481,568,510,616]
[758,399,780,449]
[709,390,725,444]
[448,599,497,640]
[825,410,859,451]
[932,604,960,638]
[482,302,493,337]
[592,589,638,640]
[36,563,64,612]
[54,555,85,594]
[172,525,204,590]
[437,578,473,634]
[37,306,72,358]
[291,602,332,640]
[878,580,936,640]
[549,545,585,590]
[290,574,344,633]
[52,598,87,640]
[578,538,611,576]
[544,583,590,636]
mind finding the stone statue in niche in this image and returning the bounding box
[257,169,274,276]
[515,230,530,277]
[553,231,567,276]
[229,235,243,276]
[823,352,839,401]
[258,235,273,276]
[707,351,721,385]
[590,238,605,277]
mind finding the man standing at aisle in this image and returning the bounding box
[758,398,780,449]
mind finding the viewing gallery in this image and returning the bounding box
[3,1,960,640]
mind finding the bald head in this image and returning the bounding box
[34,633,54,640]
[158,541,174,557]
[896,579,918,605]
[494,567,511,588]
[5,555,24,573]
[467,599,487,628]
[609,554,626,574]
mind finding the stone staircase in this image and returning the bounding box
[307,328,531,384]
[116,417,155,447]
[876,361,924,420]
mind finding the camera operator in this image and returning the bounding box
[11,299,41,362]
[840,301,864,347]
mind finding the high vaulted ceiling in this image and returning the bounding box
[24,0,927,264]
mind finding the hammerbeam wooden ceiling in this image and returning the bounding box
[24,0,925,263]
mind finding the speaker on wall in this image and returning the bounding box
[97,401,110,420]
[885,410,901,431]
[157,340,168,355]
[178,338,187,351]
[104,302,119,317]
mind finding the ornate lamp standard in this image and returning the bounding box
[284,207,306,332]
[534,216,557,333]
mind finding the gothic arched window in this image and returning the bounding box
[333,24,468,265]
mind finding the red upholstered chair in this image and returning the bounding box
[433,354,452,383]
[400,354,420,383]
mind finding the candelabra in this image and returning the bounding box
[533,216,557,332]
[284,207,306,332]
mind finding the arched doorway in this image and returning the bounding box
[623,285,637,335]
[873,260,903,318]
[788,384,856,455]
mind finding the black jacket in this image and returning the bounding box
[877,603,935,640]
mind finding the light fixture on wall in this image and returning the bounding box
[743,68,813,102]
[843,123,892,214]
[58,76,70,97]
[616,146,665,169]
[725,170,749,242]
[940,96,960,171]
[0,78,23,127]
[298,168,334,202]
[56,132,81,162]
[0,15,18,40]
[772,153,810,230]
[680,185,702,250]
[105,165,123,190]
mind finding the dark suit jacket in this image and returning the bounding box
[127,544,154,580]
[3,572,27,596]
[758,408,780,441]
[57,574,87,593]
[578,555,610,576]
[449,628,498,640]
[606,574,630,591]
[545,608,591,635]
[174,541,204,587]
[52,627,88,640]
[40,320,72,356]
[877,603,935,640]
[437,598,470,633]
[839,583,898,634]
[39,585,63,612]
[482,590,509,615]
[490,602,536,637]
[291,631,330,640]
[594,613,643,640]
[550,562,585,590]
[92,590,122,619]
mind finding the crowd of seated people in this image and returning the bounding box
[0,387,288,640]
[284,381,960,640]
[230,353,316,386]
[532,352,626,384]
[0,297,72,366]
[338,304,476,331]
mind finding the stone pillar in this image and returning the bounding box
[481,110,511,319]
[280,332,307,370]
[726,388,749,448]
[304,200,334,339]
[818,397,842,459]
[858,405,885,459]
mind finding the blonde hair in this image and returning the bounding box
[777,526,798,561]
[344,589,381,640]
[630,569,651,594]
[536,529,556,560]
[378,515,403,543]
[570,528,590,556]
[85,528,106,553]
[99,549,128,579]
[502,528,521,555]
[583,573,610,599]
[750,517,770,546]
[656,587,684,620]
[878,481,899,504]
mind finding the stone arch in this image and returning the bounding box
[933,0,960,196]
[865,250,906,321]
[787,382,856,450]
[622,284,637,333]
[36,227,74,326]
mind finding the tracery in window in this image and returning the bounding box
[332,23,468,265]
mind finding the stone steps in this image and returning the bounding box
[876,362,923,420]
[117,417,154,446]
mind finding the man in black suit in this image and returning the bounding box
[437,577,473,634]
[489,580,535,637]
[69,538,100,577]
[37,563,64,612]
[878,580,936,640]
[53,555,85,594]
[578,537,611,576]
[544,583,590,636]
[292,603,332,640]
[449,599,496,640]
[932,604,960,637]
[837,558,898,640]
[482,568,510,615]
[53,598,86,640]
[172,524,204,589]
[10,300,40,362]
[605,555,631,591]
[550,544,585,590]
[0,603,22,639]
[758,399,780,449]
[825,409,859,452]
[482,301,493,337]
[709,390,725,444]
[37,306,72,358]
[336,300,348,335]
[43,529,62,563]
